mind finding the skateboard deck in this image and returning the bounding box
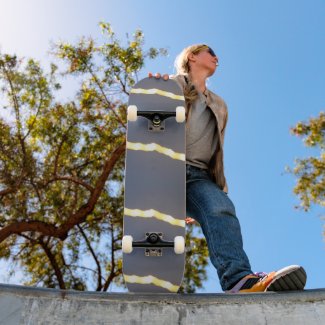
[123,77,186,293]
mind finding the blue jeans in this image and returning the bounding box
[186,164,252,291]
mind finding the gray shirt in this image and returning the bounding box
[186,92,218,169]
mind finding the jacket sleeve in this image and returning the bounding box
[221,102,229,193]
[220,102,228,147]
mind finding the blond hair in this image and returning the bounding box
[174,44,209,75]
[174,44,209,113]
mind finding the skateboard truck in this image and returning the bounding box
[140,111,176,132]
[122,233,185,256]
[127,105,186,131]
[136,232,172,257]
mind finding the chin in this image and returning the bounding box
[207,68,216,77]
[206,64,216,76]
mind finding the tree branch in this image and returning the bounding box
[0,169,26,199]
[45,175,94,192]
[2,65,28,166]
[38,237,66,289]
[0,142,126,243]
[77,224,102,291]
[53,124,74,176]
[23,91,44,141]
[87,65,126,128]
[59,141,126,235]
[103,223,117,291]
[17,233,66,289]
[0,221,60,243]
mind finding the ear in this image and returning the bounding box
[187,52,197,63]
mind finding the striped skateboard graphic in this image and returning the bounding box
[122,77,186,293]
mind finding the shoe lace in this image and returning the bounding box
[254,272,268,280]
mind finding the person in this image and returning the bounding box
[149,44,307,293]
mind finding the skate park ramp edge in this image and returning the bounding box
[0,283,324,324]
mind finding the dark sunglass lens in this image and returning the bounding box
[208,47,216,57]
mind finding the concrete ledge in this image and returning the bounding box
[0,284,324,324]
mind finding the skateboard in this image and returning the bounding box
[122,77,186,293]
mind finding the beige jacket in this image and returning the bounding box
[172,74,229,193]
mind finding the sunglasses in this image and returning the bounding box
[192,45,217,57]
[207,47,217,57]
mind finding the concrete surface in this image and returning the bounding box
[0,283,324,324]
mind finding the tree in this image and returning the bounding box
[0,22,209,292]
[288,112,325,214]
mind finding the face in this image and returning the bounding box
[188,45,219,76]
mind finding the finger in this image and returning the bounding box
[185,217,196,224]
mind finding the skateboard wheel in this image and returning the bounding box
[175,106,185,123]
[174,236,185,254]
[122,235,133,254]
[127,105,138,121]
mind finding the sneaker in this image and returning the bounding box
[227,265,307,293]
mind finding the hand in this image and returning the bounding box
[148,72,169,80]
[185,217,196,225]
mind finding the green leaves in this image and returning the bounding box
[179,226,209,293]
[288,112,325,212]
[291,112,325,149]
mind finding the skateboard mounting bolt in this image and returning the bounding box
[148,233,159,244]
[153,114,161,127]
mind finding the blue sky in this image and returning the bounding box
[0,0,324,292]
